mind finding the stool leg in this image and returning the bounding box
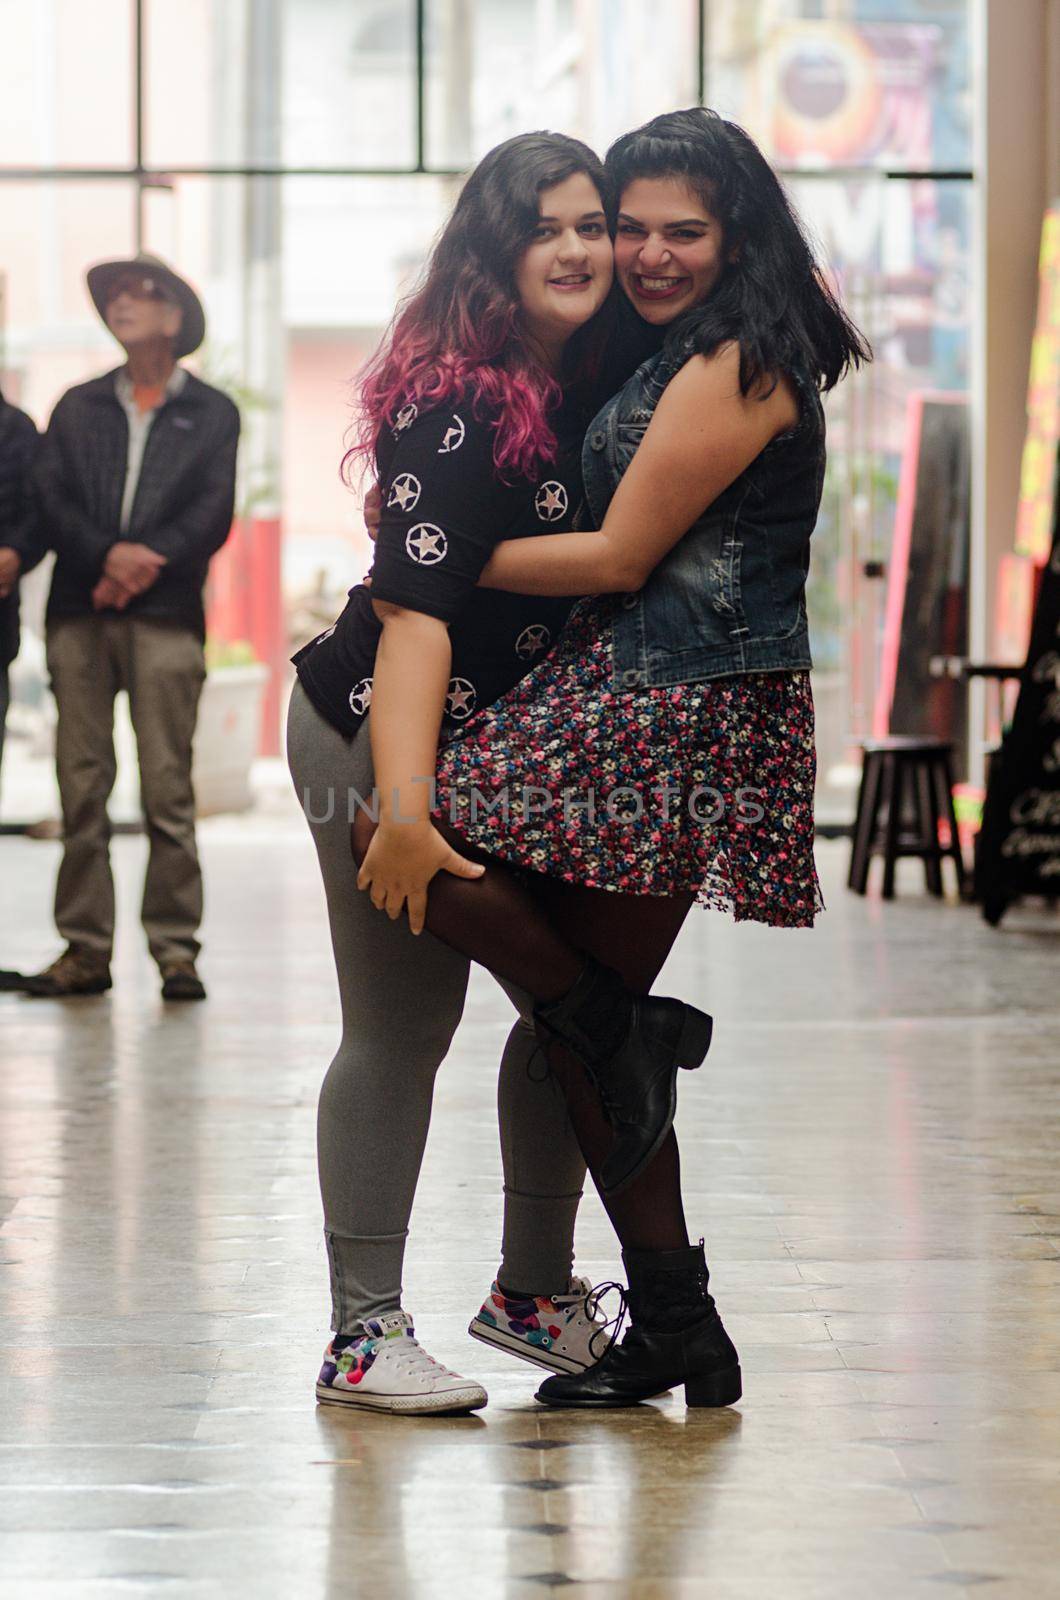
[917,759,944,896]
[849,752,882,895]
[934,752,967,896]
[881,754,902,900]
[848,753,870,890]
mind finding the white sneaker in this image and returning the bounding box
[316,1311,487,1415]
[468,1275,612,1375]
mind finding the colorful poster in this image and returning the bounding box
[1015,205,1060,562]
[766,21,939,169]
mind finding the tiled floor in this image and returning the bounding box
[1,815,1059,1599]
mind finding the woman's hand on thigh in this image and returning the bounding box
[355,819,484,934]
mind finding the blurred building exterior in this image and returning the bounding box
[1,0,1056,823]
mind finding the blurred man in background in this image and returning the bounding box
[22,254,240,1002]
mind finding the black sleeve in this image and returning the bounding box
[367,402,520,623]
[142,400,241,569]
[2,412,46,574]
[34,394,115,580]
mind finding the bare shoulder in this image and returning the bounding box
[660,344,801,437]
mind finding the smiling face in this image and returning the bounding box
[614,176,735,325]
[513,171,614,364]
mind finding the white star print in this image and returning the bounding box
[438,414,466,454]
[317,624,337,643]
[445,677,477,719]
[515,624,551,659]
[393,403,418,437]
[535,481,568,521]
[387,473,421,512]
[348,677,373,716]
[405,523,448,564]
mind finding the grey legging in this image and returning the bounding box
[286,681,587,1331]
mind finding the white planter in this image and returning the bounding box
[192,663,269,816]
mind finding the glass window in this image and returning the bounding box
[0,0,977,789]
[286,0,418,169]
[0,0,134,167]
[144,0,418,170]
[426,0,700,168]
[143,0,251,168]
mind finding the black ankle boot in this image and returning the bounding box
[534,1241,741,1409]
[533,958,713,1195]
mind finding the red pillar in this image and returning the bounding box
[206,516,284,756]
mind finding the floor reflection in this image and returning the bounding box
[1,830,1057,1597]
[316,1400,743,1591]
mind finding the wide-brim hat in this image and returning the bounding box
[86,253,206,359]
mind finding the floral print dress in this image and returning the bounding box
[433,596,824,930]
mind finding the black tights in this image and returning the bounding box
[352,811,694,1255]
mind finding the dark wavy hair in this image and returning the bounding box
[606,108,871,394]
[345,131,609,483]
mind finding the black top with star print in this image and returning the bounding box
[292,395,585,740]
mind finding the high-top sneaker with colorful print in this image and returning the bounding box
[316,1311,487,1415]
[468,1276,612,1375]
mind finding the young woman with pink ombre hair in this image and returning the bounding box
[286,131,705,1415]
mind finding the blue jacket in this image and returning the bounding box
[582,336,826,689]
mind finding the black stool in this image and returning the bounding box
[848,737,966,899]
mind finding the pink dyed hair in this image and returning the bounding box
[344,131,609,484]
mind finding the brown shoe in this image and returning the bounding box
[160,961,207,1002]
[22,948,112,998]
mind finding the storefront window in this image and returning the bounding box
[0,0,973,819]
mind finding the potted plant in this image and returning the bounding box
[192,637,269,815]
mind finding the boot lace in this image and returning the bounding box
[525,1038,618,1126]
[582,1280,629,1362]
[531,1019,621,1125]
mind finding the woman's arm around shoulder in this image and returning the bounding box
[478,344,800,597]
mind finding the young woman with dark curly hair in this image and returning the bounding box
[354,108,870,1410]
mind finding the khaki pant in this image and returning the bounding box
[46,615,206,966]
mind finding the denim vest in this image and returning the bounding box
[582,337,826,690]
